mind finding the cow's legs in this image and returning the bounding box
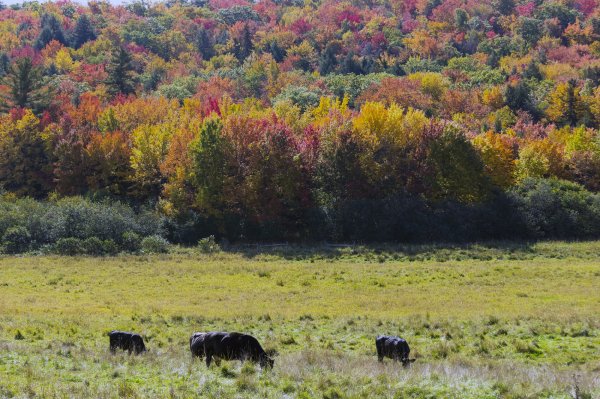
[206,353,212,367]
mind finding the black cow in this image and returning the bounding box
[202,332,274,369]
[109,331,146,354]
[190,332,206,359]
[375,335,415,366]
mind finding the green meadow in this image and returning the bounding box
[0,242,599,398]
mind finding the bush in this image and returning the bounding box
[102,239,120,256]
[2,225,31,254]
[198,235,221,253]
[121,231,142,252]
[81,237,105,256]
[5,178,600,246]
[0,196,164,250]
[43,197,163,242]
[510,178,600,239]
[53,237,83,255]
[141,235,170,254]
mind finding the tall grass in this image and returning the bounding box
[1,244,599,397]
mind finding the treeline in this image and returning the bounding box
[3,0,600,247]
[4,97,600,244]
[2,178,600,253]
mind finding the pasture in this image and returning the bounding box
[0,242,599,398]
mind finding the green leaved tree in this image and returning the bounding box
[0,57,52,114]
[105,46,137,96]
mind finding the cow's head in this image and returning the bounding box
[401,358,416,367]
[260,355,275,369]
[132,336,147,354]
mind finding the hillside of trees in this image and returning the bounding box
[2,0,600,246]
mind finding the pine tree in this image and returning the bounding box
[233,24,253,61]
[0,57,51,113]
[34,14,66,50]
[269,41,286,63]
[191,118,228,217]
[0,110,53,198]
[341,53,363,75]
[454,8,468,29]
[547,79,586,126]
[523,61,542,80]
[318,43,339,75]
[105,46,137,96]
[72,15,96,49]
[196,28,215,60]
[505,81,538,118]
[495,0,515,16]
[0,52,9,77]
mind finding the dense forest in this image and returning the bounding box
[2,0,600,248]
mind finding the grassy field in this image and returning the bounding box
[0,241,599,398]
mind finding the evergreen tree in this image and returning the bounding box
[582,66,600,86]
[517,17,543,47]
[196,28,215,60]
[0,110,53,198]
[546,79,586,126]
[361,56,375,74]
[319,43,339,75]
[34,14,66,50]
[269,41,286,63]
[105,46,137,96]
[505,81,538,119]
[341,53,364,75]
[522,61,542,81]
[495,0,515,16]
[454,8,468,29]
[0,52,9,77]
[72,15,96,49]
[0,57,51,113]
[191,118,229,218]
[233,24,253,61]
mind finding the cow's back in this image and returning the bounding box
[203,332,229,356]
[204,332,265,358]
[376,335,409,360]
[110,331,131,345]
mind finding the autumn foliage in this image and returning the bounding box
[2,0,600,241]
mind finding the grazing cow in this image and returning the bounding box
[202,332,274,369]
[109,331,146,354]
[375,335,415,366]
[190,332,206,359]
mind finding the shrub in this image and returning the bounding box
[121,231,142,252]
[141,235,170,254]
[53,237,83,255]
[81,237,105,256]
[102,239,119,256]
[2,225,31,254]
[44,197,163,241]
[198,235,220,254]
[0,196,164,249]
[510,178,600,239]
